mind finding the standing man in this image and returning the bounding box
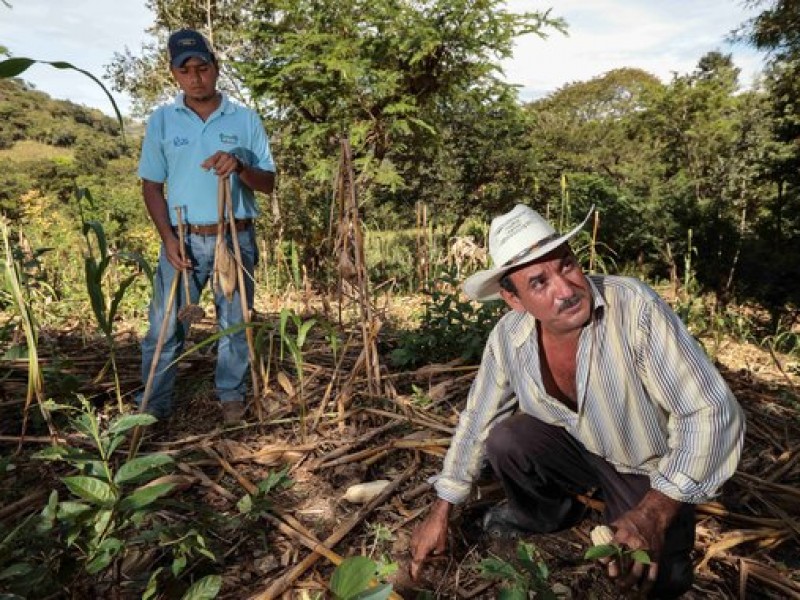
[137,28,275,425]
[410,205,744,598]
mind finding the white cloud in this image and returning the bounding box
[504,0,766,100]
[0,0,152,114]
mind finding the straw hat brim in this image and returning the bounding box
[463,209,593,302]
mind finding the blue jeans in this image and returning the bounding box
[139,226,257,418]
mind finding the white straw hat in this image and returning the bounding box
[463,204,594,302]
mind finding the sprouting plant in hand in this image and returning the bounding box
[584,525,652,566]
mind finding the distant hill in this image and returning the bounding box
[0,78,131,151]
[0,77,141,216]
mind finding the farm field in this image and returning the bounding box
[2,290,798,599]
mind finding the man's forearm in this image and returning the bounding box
[429,497,453,522]
[238,165,275,195]
[142,181,175,243]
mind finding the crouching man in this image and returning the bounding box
[410,204,745,598]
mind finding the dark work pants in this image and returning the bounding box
[485,413,695,599]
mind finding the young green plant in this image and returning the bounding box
[478,540,558,600]
[0,216,56,441]
[33,397,179,588]
[584,525,652,569]
[79,188,152,411]
[279,308,316,438]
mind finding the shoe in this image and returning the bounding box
[221,400,246,425]
[482,504,536,540]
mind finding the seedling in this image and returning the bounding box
[584,525,652,566]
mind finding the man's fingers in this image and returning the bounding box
[606,557,620,579]
[639,562,659,595]
[409,559,421,582]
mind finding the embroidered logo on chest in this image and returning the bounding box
[173,137,190,147]
[219,133,239,145]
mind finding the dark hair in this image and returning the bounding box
[498,271,517,294]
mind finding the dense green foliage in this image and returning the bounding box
[3,1,800,335]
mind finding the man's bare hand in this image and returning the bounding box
[409,499,451,581]
[163,235,191,271]
[201,151,240,178]
[606,490,682,593]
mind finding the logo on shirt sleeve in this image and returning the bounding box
[219,133,239,145]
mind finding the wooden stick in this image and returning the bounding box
[223,176,262,420]
[129,269,181,459]
[0,489,48,522]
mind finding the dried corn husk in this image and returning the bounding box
[343,480,391,503]
[590,525,615,546]
[214,237,237,301]
[214,179,237,301]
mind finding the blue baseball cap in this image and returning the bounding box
[168,29,215,67]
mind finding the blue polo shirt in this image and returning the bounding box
[138,93,275,225]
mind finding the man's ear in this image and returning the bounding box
[500,288,523,312]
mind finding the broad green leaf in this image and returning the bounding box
[330,556,376,599]
[584,544,618,560]
[33,445,97,464]
[630,549,651,565]
[107,434,127,457]
[0,57,36,77]
[62,476,115,505]
[73,412,99,439]
[172,554,187,577]
[180,574,221,600]
[113,454,173,485]
[118,482,176,512]
[86,537,123,574]
[57,501,92,520]
[237,494,253,514]
[0,562,32,580]
[108,413,157,435]
[93,509,113,536]
[37,490,59,532]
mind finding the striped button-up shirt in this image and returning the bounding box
[434,274,745,505]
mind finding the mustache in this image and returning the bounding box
[557,294,583,314]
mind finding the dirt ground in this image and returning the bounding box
[2,301,799,599]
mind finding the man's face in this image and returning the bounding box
[171,57,218,102]
[499,245,592,337]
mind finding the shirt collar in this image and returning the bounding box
[172,92,234,115]
[506,274,607,348]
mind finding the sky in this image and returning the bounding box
[0,0,767,117]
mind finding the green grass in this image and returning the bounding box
[0,140,74,162]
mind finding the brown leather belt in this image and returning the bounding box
[180,219,253,235]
